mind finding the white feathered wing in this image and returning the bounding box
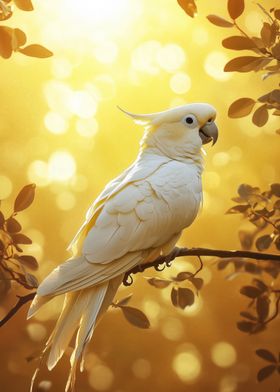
[28,154,202,391]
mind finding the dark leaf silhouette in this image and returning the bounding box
[189,277,203,290]
[25,273,38,288]
[226,204,250,214]
[0,26,12,58]
[256,349,277,363]
[6,217,21,233]
[257,365,276,382]
[256,235,273,251]
[13,28,27,48]
[171,287,178,306]
[17,255,38,270]
[13,0,34,11]
[178,287,195,309]
[116,294,133,306]
[240,286,262,298]
[237,320,256,333]
[19,44,53,58]
[120,306,150,329]
[261,23,273,48]
[222,36,257,50]
[14,184,35,212]
[271,183,280,197]
[174,271,192,281]
[224,56,267,73]
[275,9,280,20]
[0,212,5,229]
[207,14,234,28]
[177,0,197,18]
[252,105,269,127]
[240,311,257,321]
[228,98,256,118]
[227,0,245,20]
[147,277,171,288]
[12,233,32,244]
[239,230,253,250]
[256,296,269,322]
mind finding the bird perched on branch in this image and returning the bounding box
[28,103,218,391]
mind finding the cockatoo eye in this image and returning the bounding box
[184,114,198,128]
[207,118,213,124]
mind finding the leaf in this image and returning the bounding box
[13,0,33,11]
[257,365,276,382]
[6,217,22,233]
[252,104,269,127]
[256,296,269,322]
[0,212,5,228]
[19,44,53,58]
[244,262,261,274]
[271,183,280,197]
[14,184,35,212]
[17,255,38,270]
[240,285,262,298]
[222,36,257,51]
[13,28,27,49]
[240,311,257,321]
[173,271,192,281]
[120,306,150,329]
[226,204,250,214]
[189,277,203,290]
[275,9,280,20]
[217,259,231,270]
[178,287,195,309]
[227,0,244,19]
[256,349,277,363]
[224,56,267,73]
[271,42,280,60]
[238,183,259,198]
[228,98,256,118]
[147,277,171,288]
[171,287,178,306]
[238,230,253,250]
[237,320,256,333]
[261,23,273,47]
[177,0,197,18]
[116,294,133,306]
[11,233,32,244]
[207,14,234,28]
[256,235,273,251]
[0,26,13,58]
[253,278,267,291]
[25,273,38,288]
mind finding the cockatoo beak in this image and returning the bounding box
[199,122,218,146]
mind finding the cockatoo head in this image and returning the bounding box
[119,103,218,160]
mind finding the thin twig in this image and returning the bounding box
[0,292,36,327]
[263,293,280,326]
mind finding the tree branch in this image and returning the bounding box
[0,246,279,327]
[0,292,36,327]
[123,247,280,286]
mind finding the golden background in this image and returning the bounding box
[0,0,278,391]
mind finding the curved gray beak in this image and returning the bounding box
[199,122,218,146]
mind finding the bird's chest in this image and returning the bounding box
[147,164,202,231]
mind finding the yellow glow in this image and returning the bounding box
[170,72,192,95]
[245,11,264,34]
[44,111,68,134]
[131,359,151,379]
[68,91,98,119]
[28,160,49,187]
[172,351,201,383]
[220,375,238,392]
[132,40,161,75]
[204,171,221,189]
[161,317,184,341]
[204,51,231,81]
[56,191,76,210]
[0,175,12,199]
[52,58,73,79]
[192,26,209,45]
[211,342,237,368]
[76,117,99,138]
[212,152,230,167]
[48,151,76,182]
[88,364,114,391]
[94,39,119,64]
[157,44,186,72]
[26,322,47,342]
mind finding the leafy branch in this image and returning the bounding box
[0,0,53,59]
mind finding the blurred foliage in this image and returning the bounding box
[0,0,52,59]
[207,1,280,133]
[0,184,38,301]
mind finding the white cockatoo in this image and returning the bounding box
[28,103,218,391]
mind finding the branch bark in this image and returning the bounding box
[0,246,279,327]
